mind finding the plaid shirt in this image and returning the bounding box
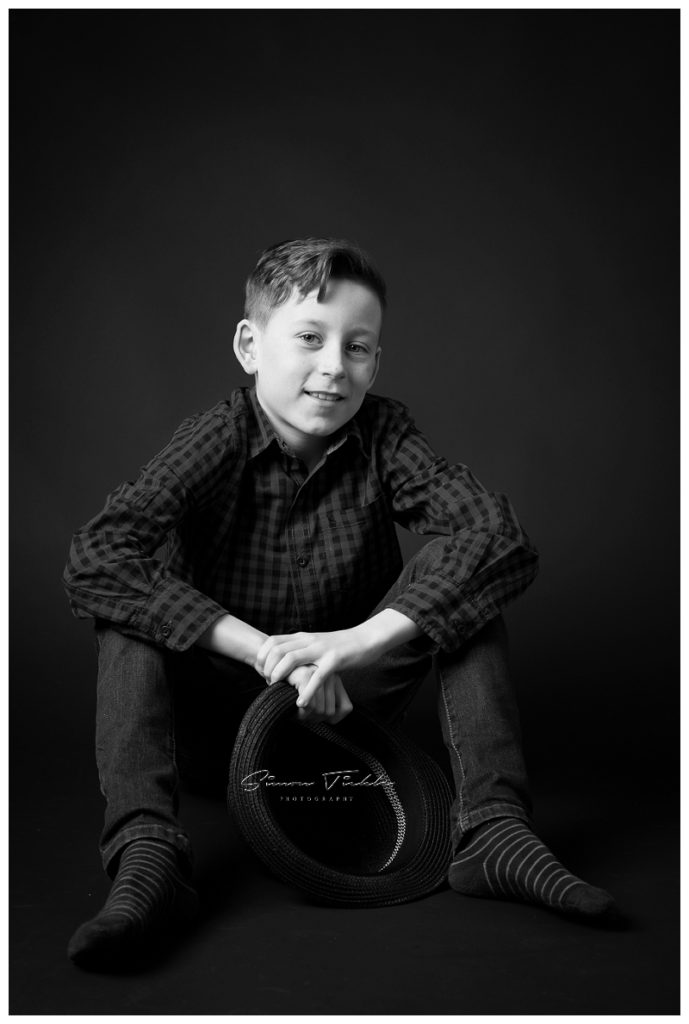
[63,387,539,654]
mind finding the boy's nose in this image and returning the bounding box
[318,347,345,377]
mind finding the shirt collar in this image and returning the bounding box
[246,386,367,462]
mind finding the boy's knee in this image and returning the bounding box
[94,622,167,672]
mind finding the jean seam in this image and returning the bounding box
[449,803,532,853]
[170,666,179,813]
[437,657,466,825]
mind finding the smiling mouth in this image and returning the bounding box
[304,391,345,402]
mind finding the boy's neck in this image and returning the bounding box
[252,389,331,471]
[291,439,329,475]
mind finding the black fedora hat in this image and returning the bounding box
[227,681,453,908]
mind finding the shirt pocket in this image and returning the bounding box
[321,488,387,530]
[314,490,403,626]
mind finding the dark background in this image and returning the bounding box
[11,10,678,1014]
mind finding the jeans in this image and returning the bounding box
[94,538,532,878]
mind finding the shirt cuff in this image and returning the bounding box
[131,577,228,652]
[385,587,492,653]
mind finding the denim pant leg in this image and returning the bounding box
[341,537,532,855]
[94,624,193,878]
[172,650,267,796]
[435,614,532,853]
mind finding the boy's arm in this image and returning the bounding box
[376,396,540,652]
[197,612,268,667]
[198,610,379,694]
[257,397,538,706]
[66,459,355,720]
[255,608,422,707]
[63,410,235,652]
[198,614,354,723]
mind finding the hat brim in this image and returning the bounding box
[227,681,452,908]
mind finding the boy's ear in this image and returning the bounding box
[233,319,259,375]
[367,346,382,391]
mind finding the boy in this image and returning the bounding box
[63,237,615,969]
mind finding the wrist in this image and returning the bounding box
[353,619,388,660]
[197,614,268,669]
[356,609,423,658]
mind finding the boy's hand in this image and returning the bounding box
[257,625,376,690]
[284,664,353,725]
[256,611,423,712]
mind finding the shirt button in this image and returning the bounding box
[160,623,172,638]
[296,556,308,568]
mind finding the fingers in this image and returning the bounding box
[297,673,353,725]
[256,634,296,676]
[335,677,354,722]
[298,681,324,721]
[295,663,328,708]
[327,675,353,724]
[322,676,336,720]
[257,634,320,683]
[285,663,316,690]
[270,648,318,684]
[257,630,355,686]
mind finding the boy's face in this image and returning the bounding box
[235,278,382,464]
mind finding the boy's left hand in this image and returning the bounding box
[255,624,383,707]
[255,610,423,711]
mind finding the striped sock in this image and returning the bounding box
[68,838,199,968]
[448,818,616,919]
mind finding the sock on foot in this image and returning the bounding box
[67,838,199,968]
[448,818,616,920]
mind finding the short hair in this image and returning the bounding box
[244,237,387,327]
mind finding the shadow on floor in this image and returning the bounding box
[10,746,679,1015]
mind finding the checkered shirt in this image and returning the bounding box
[63,387,539,653]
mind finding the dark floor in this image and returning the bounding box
[10,737,678,1015]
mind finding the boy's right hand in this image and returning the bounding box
[283,664,353,726]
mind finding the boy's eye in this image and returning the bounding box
[299,333,320,344]
[347,343,369,354]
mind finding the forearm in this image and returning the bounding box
[197,613,268,669]
[196,609,423,677]
[355,608,424,659]
[255,609,425,704]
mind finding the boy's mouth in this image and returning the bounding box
[304,391,344,403]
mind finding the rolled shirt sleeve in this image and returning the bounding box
[62,411,234,651]
[377,398,540,651]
